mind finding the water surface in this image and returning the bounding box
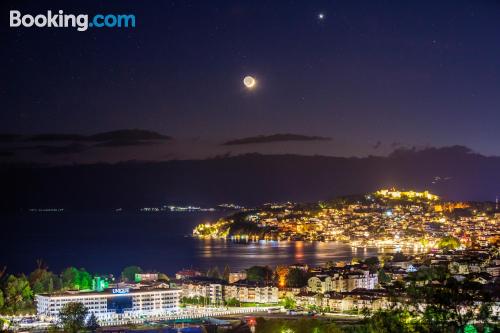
[2,211,388,275]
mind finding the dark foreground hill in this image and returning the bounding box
[1,146,499,211]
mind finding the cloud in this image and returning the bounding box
[373,141,382,149]
[89,129,172,142]
[26,129,172,143]
[36,143,88,155]
[389,145,476,158]
[28,134,88,142]
[94,139,162,147]
[223,133,332,145]
[0,134,22,142]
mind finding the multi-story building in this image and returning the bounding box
[308,270,378,293]
[228,272,247,284]
[134,273,159,282]
[36,287,181,322]
[223,283,279,304]
[181,281,224,305]
[307,275,331,293]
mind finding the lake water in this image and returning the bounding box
[2,211,386,276]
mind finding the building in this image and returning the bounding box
[307,275,331,293]
[224,283,279,304]
[134,273,158,282]
[180,278,279,305]
[175,269,203,280]
[36,287,181,323]
[308,270,378,293]
[228,272,247,284]
[181,281,224,305]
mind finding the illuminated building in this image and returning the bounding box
[134,273,159,282]
[36,287,181,322]
[228,272,247,284]
[434,202,470,212]
[181,281,224,305]
[223,284,279,304]
[375,189,439,201]
[307,270,378,293]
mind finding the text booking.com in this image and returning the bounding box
[10,10,135,31]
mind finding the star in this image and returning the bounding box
[318,13,325,20]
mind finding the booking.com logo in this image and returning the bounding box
[10,10,136,32]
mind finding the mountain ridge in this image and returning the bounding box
[1,146,499,211]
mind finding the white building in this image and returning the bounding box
[181,282,224,305]
[36,287,181,322]
[224,284,279,304]
[134,273,159,282]
[308,270,378,293]
[228,272,247,284]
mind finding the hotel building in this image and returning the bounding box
[36,287,181,322]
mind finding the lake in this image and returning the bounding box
[2,211,389,275]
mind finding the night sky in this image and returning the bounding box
[2,0,500,158]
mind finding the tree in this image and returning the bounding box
[59,302,88,333]
[255,318,342,333]
[4,274,33,313]
[275,265,289,288]
[61,267,79,289]
[30,266,60,294]
[86,312,100,332]
[222,265,231,281]
[157,273,169,282]
[77,269,92,290]
[283,297,296,310]
[364,257,380,269]
[437,236,461,250]
[407,277,494,332]
[207,266,221,279]
[286,268,308,288]
[392,252,406,262]
[350,309,421,333]
[121,266,142,282]
[0,267,5,311]
[378,269,391,285]
[246,266,273,283]
[225,297,240,307]
[61,267,92,290]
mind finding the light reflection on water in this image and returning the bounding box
[4,212,426,275]
[195,239,405,271]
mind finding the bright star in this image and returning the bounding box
[318,13,325,20]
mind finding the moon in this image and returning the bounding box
[243,76,256,89]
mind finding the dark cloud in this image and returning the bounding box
[89,129,171,142]
[25,129,171,142]
[389,145,475,158]
[373,141,382,149]
[36,143,88,155]
[0,134,22,142]
[223,134,332,145]
[28,134,88,142]
[94,139,162,147]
